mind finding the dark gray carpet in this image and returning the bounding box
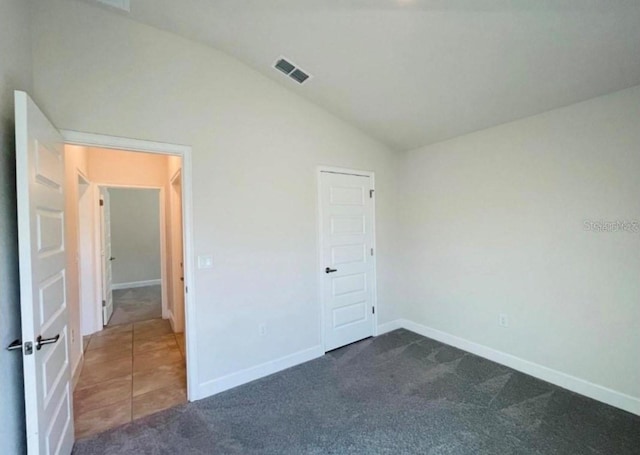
[107,285,162,326]
[73,329,640,454]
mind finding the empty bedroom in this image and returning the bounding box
[0,0,638,454]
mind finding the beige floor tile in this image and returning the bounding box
[133,319,173,341]
[74,398,131,440]
[87,331,132,351]
[133,362,185,397]
[134,318,170,330]
[78,355,132,387]
[74,375,132,415]
[133,346,184,374]
[132,385,187,420]
[92,323,133,337]
[133,333,178,354]
[84,343,132,365]
[73,318,187,438]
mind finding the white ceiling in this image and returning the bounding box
[104,0,640,151]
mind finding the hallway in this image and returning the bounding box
[107,285,163,326]
[74,319,186,439]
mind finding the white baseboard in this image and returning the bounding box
[191,318,639,416]
[399,319,640,416]
[72,353,84,390]
[377,319,404,335]
[111,279,161,290]
[167,309,176,332]
[197,345,324,400]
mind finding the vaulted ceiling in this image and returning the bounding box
[101,0,640,151]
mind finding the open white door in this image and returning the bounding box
[99,188,114,325]
[15,91,74,454]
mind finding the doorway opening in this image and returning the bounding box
[101,187,162,327]
[65,143,189,439]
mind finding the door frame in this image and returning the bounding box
[62,130,198,401]
[316,165,379,353]
[95,183,168,322]
[168,168,185,332]
[76,169,102,337]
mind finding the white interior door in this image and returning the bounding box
[319,170,376,352]
[99,188,113,325]
[15,91,74,454]
[170,171,185,332]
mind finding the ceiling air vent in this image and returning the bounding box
[275,59,296,76]
[290,69,310,84]
[95,0,131,12]
[273,57,312,85]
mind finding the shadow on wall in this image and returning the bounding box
[0,111,26,452]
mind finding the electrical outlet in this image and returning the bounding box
[499,313,509,328]
[71,329,75,343]
[259,324,267,337]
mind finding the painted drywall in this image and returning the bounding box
[399,86,640,403]
[166,156,184,332]
[0,0,32,452]
[31,0,400,396]
[87,147,169,188]
[63,146,170,346]
[63,145,90,379]
[109,188,162,285]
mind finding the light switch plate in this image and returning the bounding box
[197,255,213,269]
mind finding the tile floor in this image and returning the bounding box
[74,318,187,439]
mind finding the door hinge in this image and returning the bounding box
[371,248,374,256]
[372,306,375,314]
[185,286,188,294]
[99,199,104,206]
[102,299,106,307]
[369,189,374,198]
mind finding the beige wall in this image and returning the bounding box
[63,145,90,378]
[0,0,33,451]
[399,86,640,403]
[32,0,400,396]
[88,147,168,187]
[109,188,162,285]
[166,156,184,331]
[63,146,171,346]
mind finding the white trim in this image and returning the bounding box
[76,175,101,336]
[398,319,640,416]
[71,353,84,390]
[316,166,378,353]
[111,279,162,290]
[377,319,404,335]
[92,183,168,319]
[60,130,199,402]
[198,346,324,399]
[158,187,168,319]
[167,309,177,332]
[61,130,191,156]
[168,168,185,333]
[90,184,103,333]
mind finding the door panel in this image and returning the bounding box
[100,188,113,325]
[319,171,375,351]
[15,90,74,455]
[170,171,184,332]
